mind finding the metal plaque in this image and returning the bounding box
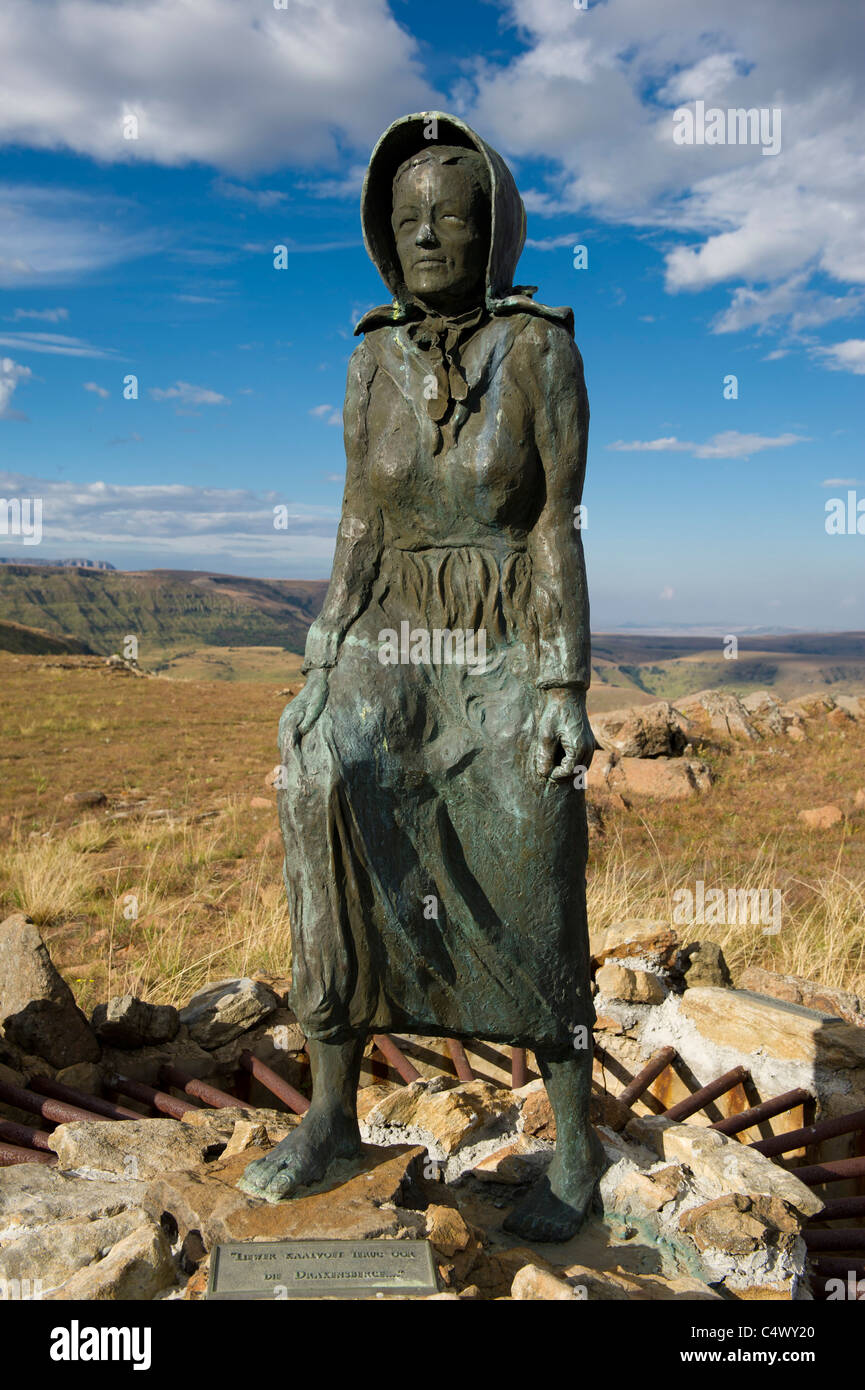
[206,1239,439,1300]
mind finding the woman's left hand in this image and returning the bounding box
[534,688,597,782]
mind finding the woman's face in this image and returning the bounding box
[391,160,488,313]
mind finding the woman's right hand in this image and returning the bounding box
[279,668,330,754]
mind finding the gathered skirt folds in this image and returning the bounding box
[279,543,594,1050]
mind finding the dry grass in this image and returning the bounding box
[1,650,864,1012]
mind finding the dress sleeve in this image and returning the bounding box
[302,341,383,673]
[524,321,591,691]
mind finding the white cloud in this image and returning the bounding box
[822,478,862,487]
[0,0,435,174]
[6,306,68,322]
[0,184,158,286]
[0,469,340,564]
[212,178,287,209]
[310,403,341,426]
[461,0,865,331]
[814,339,865,375]
[712,277,865,335]
[0,357,32,419]
[149,381,229,406]
[608,431,809,460]
[659,586,675,601]
[83,381,109,399]
[0,330,114,358]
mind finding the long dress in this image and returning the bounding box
[279,111,593,1053]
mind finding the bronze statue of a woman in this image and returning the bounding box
[241,112,603,1240]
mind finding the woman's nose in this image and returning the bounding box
[415,220,438,246]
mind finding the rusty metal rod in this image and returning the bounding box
[0,1077,105,1126]
[0,1119,54,1152]
[373,1035,421,1084]
[792,1154,865,1186]
[28,1075,140,1121]
[160,1064,254,1111]
[808,1195,865,1223]
[618,1047,676,1109]
[0,1140,56,1167]
[710,1087,812,1136]
[751,1105,865,1159]
[808,1255,865,1280]
[110,1074,198,1118]
[446,1039,474,1083]
[662,1066,750,1123]
[240,1051,310,1115]
[805,1229,865,1252]
[511,1048,528,1089]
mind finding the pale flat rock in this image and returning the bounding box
[676,690,759,742]
[0,1207,152,1292]
[589,920,678,969]
[470,1136,548,1184]
[362,1079,519,1158]
[681,985,865,1070]
[47,1218,175,1300]
[47,1118,224,1181]
[511,1263,581,1300]
[424,1203,473,1256]
[0,913,99,1068]
[0,1164,149,1239]
[737,966,863,1029]
[563,1261,720,1301]
[798,804,843,830]
[625,1116,823,1218]
[179,977,279,1048]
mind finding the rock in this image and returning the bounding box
[0,1163,149,1235]
[221,1119,272,1157]
[737,967,863,1029]
[425,1203,472,1256]
[680,941,732,988]
[855,789,865,811]
[797,804,843,830]
[563,1261,720,1301]
[610,756,712,801]
[47,1118,225,1181]
[144,1144,425,1250]
[625,1116,824,1219]
[590,920,678,970]
[612,1164,686,1216]
[250,796,273,810]
[207,1007,306,1070]
[98,1034,216,1088]
[470,1137,548,1183]
[740,691,786,736]
[595,963,667,1005]
[0,913,100,1068]
[0,1207,153,1294]
[783,694,835,718]
[180,1106,296,1148]
[678,1193,799,1255]
[62,790,107,808]
[518,1080,555,1139]
[786,724,805,742]
[833,695,865,718]
[511,1263,581,1300]
[591,701,691,759]
[54,1061,102,1095]
[677,690,759,742]
[681,985,865,1071]
[356,1082,402,1121]
[47,1219,176,1300]
[91,995,179,1048]
[179,978,279,1048]
[362,1080,519,1159]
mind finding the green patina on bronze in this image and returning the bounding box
[240,113,605,1241]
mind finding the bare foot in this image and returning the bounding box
[503,1132,606,1243]
[237,1106,361,1203]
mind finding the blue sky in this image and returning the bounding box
[0,0,863,631]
